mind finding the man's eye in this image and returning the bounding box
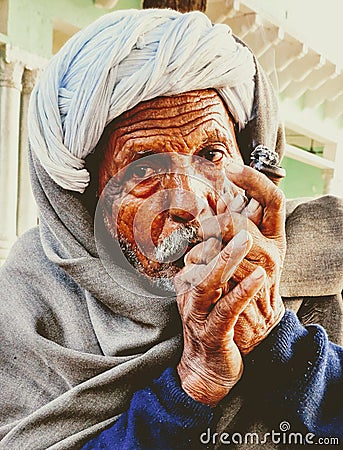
[199,147,225,163]
[128,164,157,180]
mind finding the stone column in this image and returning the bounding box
[328,141,343,197]
[17,68,40,236]
[322,168,334,195]
[0,56,24,263]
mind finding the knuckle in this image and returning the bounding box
[215,300,231,322]
[194,283,208,296]
[258,252,275,271]
[234,282,250,301]
[217,251,230,267]
[270,187,285,208]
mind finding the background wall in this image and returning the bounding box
[1,0,140,58]
[245,0,343,67]
[0,0,139,262]
[206,0,343,200]
[279,157,325,199]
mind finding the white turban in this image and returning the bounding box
[28,9,256,193]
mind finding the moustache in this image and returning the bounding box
[154,224,201,264]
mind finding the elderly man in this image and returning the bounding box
[0,8,342,450]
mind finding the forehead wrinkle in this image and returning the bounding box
[116,89,221,122]
[107,89,230,137]
[108,105,232,144]
[120,96,218,124]
[113,133,187,156]
[107,114,236,165]
[108,102,229,138]
[177,115,233,139]
[110,116,230,153]
[103,91,239,168]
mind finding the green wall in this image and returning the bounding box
[5,0,140,58]
[279,156,325,199]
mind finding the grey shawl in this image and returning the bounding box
[1,61,342,450]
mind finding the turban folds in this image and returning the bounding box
[28,9,256,193]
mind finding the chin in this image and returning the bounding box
[138,259,182,294]
[118,236,184,292]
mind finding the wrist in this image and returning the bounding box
[177,358,243,407]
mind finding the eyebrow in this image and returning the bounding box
[126,121,236,159]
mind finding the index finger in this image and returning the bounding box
[226,162,285,238]
[192,230,252,313]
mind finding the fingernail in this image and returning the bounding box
[226,161,244,174]
[251,266,265,280]
[233,229,250,247]
[230,194,247,211]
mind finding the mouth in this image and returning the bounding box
[116,225,202,290]
[154,225,201,265]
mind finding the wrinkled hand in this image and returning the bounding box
[200,163,286,355]
[175,231,266,407]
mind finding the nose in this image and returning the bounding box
[165,174,203,223]
[168,190,197,223]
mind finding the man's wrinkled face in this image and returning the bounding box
[98,89,243,291]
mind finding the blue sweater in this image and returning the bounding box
[82,311,343,449]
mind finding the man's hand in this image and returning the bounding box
[199,163,286,355]
[175,231,266,407]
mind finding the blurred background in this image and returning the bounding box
[1,0,343,263]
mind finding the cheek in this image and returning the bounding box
[112,194,166,255]
[123,178,162,199]
[115,205,134,242]
[112,196,140,245]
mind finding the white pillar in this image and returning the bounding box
[0,57,24,263]
[328,140,343,197]
[17,68,39,236]
[322,168,334,195]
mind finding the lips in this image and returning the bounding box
[152,238,202,281]
[154,225,201,264]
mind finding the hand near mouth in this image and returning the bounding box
[175,164,286,406]
[227,163,286,354]
[175,230,266,407]
[196,164,286,355]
